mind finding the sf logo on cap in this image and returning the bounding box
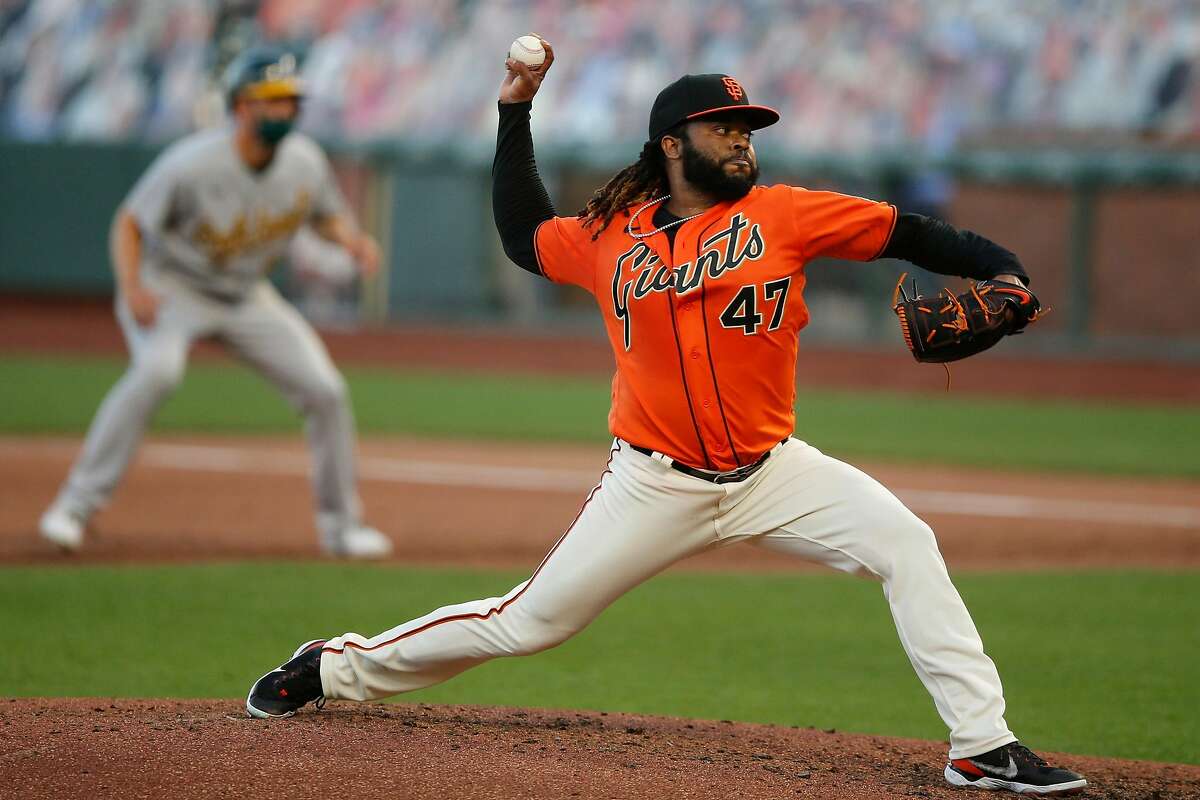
[722,76,744,101]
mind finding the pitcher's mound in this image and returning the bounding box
[3,699,1196,799]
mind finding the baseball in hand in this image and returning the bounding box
[509,35,546,67]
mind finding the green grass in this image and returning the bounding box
[1,354,1198,476]
[1,563,1196,764]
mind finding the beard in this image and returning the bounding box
[681,141,758,201]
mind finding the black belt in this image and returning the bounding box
[628,441,783,484]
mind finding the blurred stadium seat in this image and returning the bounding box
[1,0,1198,358]
[1,0,1197,147]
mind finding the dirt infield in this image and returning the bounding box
[2,435,1199,570]
[4,699,1197,800]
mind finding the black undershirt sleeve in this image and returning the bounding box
[492,101,556,275]
[878,213,1029,285]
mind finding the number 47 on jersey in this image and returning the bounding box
[720,277,791,335]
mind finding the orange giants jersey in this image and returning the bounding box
[534,184,896,471]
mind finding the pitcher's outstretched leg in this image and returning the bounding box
[245,442,721,712]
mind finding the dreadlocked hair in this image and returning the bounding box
[577,135,673,240]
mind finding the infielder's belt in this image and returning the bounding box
[629,442,782,484]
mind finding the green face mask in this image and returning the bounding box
[257,117,294,145]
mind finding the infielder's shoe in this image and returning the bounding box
[245,639,327,719]
[945,741,1087,795]
[38,503,87,551]
[320,524,393,560]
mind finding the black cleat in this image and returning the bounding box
[245,639,327,719]
[945,741,1087,795]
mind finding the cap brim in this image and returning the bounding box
[686,104,780,130]
[239,78,305,101]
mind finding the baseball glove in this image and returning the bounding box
[892,273,1043,363]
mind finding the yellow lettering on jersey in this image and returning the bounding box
[194,192,312,265]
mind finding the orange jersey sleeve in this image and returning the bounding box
[791,189,897,262]
[534,215,597,293]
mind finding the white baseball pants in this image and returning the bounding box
[320,438,1015,758]
[53,271,362,534]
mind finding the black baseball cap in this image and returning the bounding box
[648,74,780,141]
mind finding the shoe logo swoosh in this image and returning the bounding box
[975,755,1019,779]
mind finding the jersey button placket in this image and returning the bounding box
[679,322,716,436]
[675,228,722,466]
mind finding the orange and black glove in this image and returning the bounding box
[892,274,1043,363]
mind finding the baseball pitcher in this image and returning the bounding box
[246,38,1085,795]
[39,47,392,559]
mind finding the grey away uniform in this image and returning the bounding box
[51,127,366,548]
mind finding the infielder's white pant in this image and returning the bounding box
[321,439,1015,759]
[54,271,362,534]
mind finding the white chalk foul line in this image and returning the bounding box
[141,444,593,492]
[896,489,1200,529]
[134,443,1200,531]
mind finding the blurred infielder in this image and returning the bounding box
[39,47,392,559]
[246,39,1086,794]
